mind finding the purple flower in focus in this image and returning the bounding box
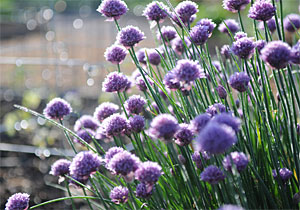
[283,14,300,32]
[157,26,177,42]
[102,113,128,137]
[190,25,210,45]
[50,159,71,177]
[104,44,127,64]
[272,168,293,182]
[143,1,170,22]
[290,40,300,65]
[74,128,95,145]
[146,49,161,66]
[5,193,30,210]
[136,183,153,198]
[124,95,146,115]
[216,85,227,99]
[191,113,211,133]
[248,0,276,21]
[200,165,225,184]
[234,31,247,40]
[259,18,278,33]
[218,204,245,210]
[196,18,216,35]
[171,36,191,55]
[221,45,231,59]
[218,19,240,35]
[164,70,181,90]
[174,1,198,24]
[97,0,128,21]
[255,40,266,54]
[74,115,99,132]
[43,98,72,120]
[223,151,249,172]
[129,115,145,133]
[102,71,130,92]
[196,121,237,154]
[110,186,129,204]
[212,113,241,132]
[108,151,140,176]
[94,102,119,122]
[261,41,291,69]
[149,114,179,141]
[135,75,153,92]
[206,103,226,117]
[105,146,124,164]
[135,161,162,184]
[174,59,204,84]
[231,37,255,59]
[229,72,251,92]
[174,123,194,146]
[117,26,145,48]
[223,0,250,13]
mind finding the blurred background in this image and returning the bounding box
[0,0,298,209]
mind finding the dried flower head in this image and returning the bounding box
[283,13,300,32]
[94,102,119,122]
[74,115,99,132]
[218,19,240,35]
[200,165,225,184]
[223,151,249,172]
[5,193,30,210]
[223,0,250,13]
[248,0,276,21]
[143,1,170,22]
[229,72,251,92]
[117,26,145,48]
[102,113,128,137]
[110,186,129,204]
[149,114,179,141]
[135,161,162,184]
[97,0,128,21]
[104,44,127,64]
[43,98,72,120]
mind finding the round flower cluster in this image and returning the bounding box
[97,0,128,21]
[104,44,127,64]
[234,31,247,40]
[74,115,99,132]
[190,25,210,45]
[124,95,146,115]
[110,186,129,204]
[117,26,145,48]
[218,19,240,35]
[171,36,191,55]
[259,18,277,33]
[94,102,119,122]
[283,13,300,32]
[248,0,276,21]
[191,113,211,133]
[200,165,225,184]
[43,98,72,120]
[211,112,241,132]
[5,193,30,210]
[173,59,204,84]
[102,113,129,137]
[174,0,198,25]
[206,103,226,117]
[102,71,130,92]
[197,18,216,36]
[290,41,300,65]
[143,1,170,22]
[135,75,153,92]
[174,123,194,146]
[129,115,145,133]
[74,128,95,145]
[231,37,255,59]
[223,0,250,13]
[229,72,251,92]
[157,26,177,42]
[255,40,266,54]
[146,48,161,66]
[223,151,249,172]
[136,183,153,198]
[216,85,228,99]
[135,161,162,185]
[272,168,293,182]
[50,159,71,177]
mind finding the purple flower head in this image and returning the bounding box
[149,114,179,141]
[102,71,130,92]
[110,186,129,204]
[108,151,140,176]
[191,113,211,133]
[283,14,300,32]
[174,1,198,24]
[70,151,102,180]
[190,25,210,45]
[196,121,237,154]
[5,193,30,210]
[192,151,203,169]
[157,26,177,42]
[129,115,145,133]
[174,59,204,84]
[104,44,127,64]
[223,0,250,13]
[146,49,161,66]
[255,40,266,54]
[218,19,240,35]
[272,168,293,182]
[143,1,170,22]
[97,0,128,21]
[234,31,247,40]
[231,37,255,59]
[135,161,162,184]
[43,98,72,120]
[105,147,124,164]
[171,36,191,55]
[102,113,128,137]
[74,115,99,132]
[221,45,231,59]
[135,75,153,92]
[200,165,225,184]
[94,102,119,122]
[164,70,181,90]
[206,103,226,117]
[259,17,277,33]
[212,113,241,132]
[174,123,194,146]
[216,85,227,99]
[124,95,146,115]
[137,48,147,64]
[116,26,145,48]
[248,0,276,21]
[196,18,216,36]
[229,72,251,92]
[136,183,153,198]
[261,41,291,69]
[50,159,71,177]
[95,126,108,140]
[223,151,249,172]
[74,128,95,145]
[290,40,300,65]
[218,204,245,210]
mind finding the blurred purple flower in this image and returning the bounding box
[283,14,300,32]
[218,19,240,35]
[223,0,250,13]
[229,72,251,92]
[171,36,191,55]
[200,165,225,184]
[129,115,145,133]
[149,114,179,141]
[124,95,146,115]
[174,123,194,146]
[191,113,211,133]
[157,26,177,42]
[223,151,249,172]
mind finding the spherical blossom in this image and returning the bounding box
[70,151,102,180]
[259,17,277,33]
[221,45,231,59]
[110,186,129,204]
[261,41,291,69]
[116,26,145,48]
[216,85,227,99]
[196,122,237,154]
[234,31,247,40]
[146,49,161,66]
[137,48,147,64]
[191,113,211,133]
[248,0,276,21]
[206,103,226,117]
[102,71,130,92]
[157,26,177,41]
[104,44,127,64]
[200,165,225,184]
[174,59,204,84]
[135,161,162,184]
[43,98,72,120]
[149,114,179,141]
[223,152,249,172]
[136,183,153,198]
[290,40,300,65]
[192,151,203,169]
[96,0,128,21]
[135,75,153,92]
[171,36,191,55]
[196,18,216,36]
[283,14,300,32]
[5,193,30,210]
[272,168,293,182]
[74,115,99,132]
[255,40,266,54]
[212,113,241,132]
[108,151,140,176]
[94,102,119,122]
[174,123,194,146]
[163,70,181,90]
[229,72,251,92]
[231,37,255,59]
[74,129,95,145]
[218,204,245,210]
[223,0,250,13]
[190,25,210,45]
[174,1,198,24]
[218,19,240,35]
[129,115,145,133]
[102,113,128,137]
[124,95,146,115]
[105,147,124,164]
[143,1,169,22]
[50,159,71,177]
